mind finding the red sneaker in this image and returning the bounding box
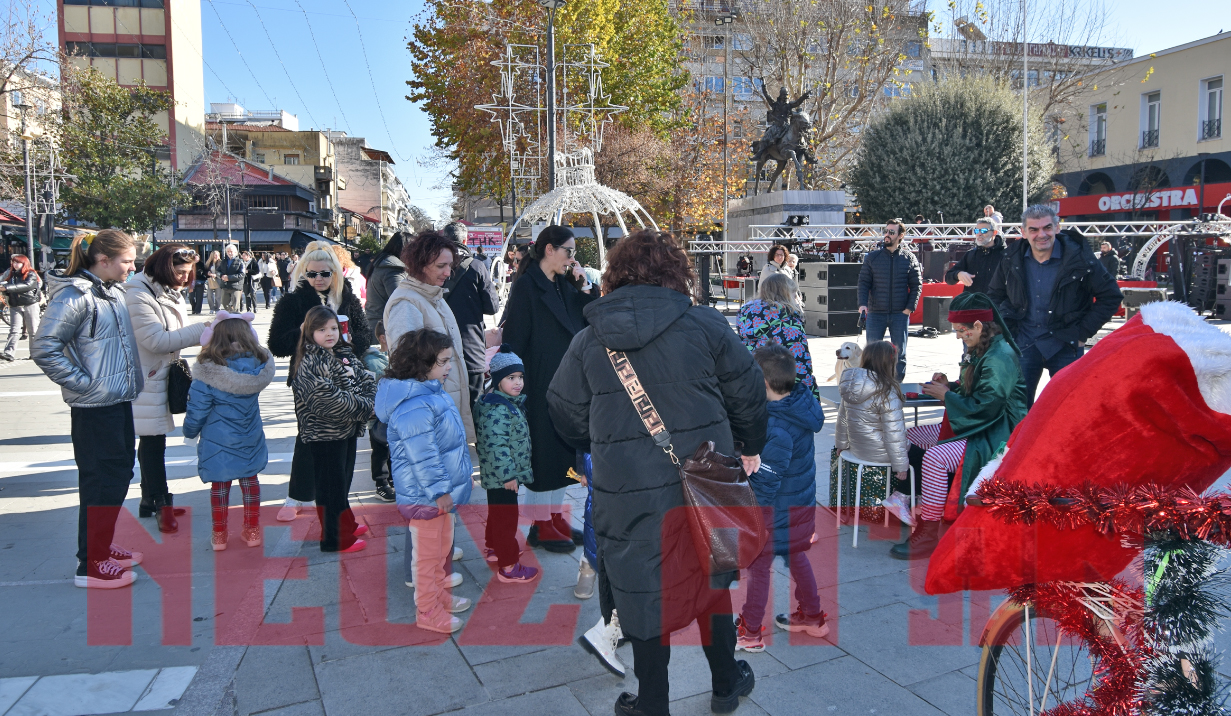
[774,608,829,638]
[735,615,765,653]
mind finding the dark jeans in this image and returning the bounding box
[72,402,136,564]
[371,436,389,481]
[742,544,820,632]
[190,280,205,314]
[1018,342,1083,407]
[243,287,258,312]
[309,436,358,552]
[137,434,168,501]
[866,311,909,380]
[485,486,520,568]
[627,596,740,716]
[260,277,273,308]
[288,435,316,503]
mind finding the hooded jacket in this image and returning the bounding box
[754,382,825,556]
[33,269,143,408]
[125,273,208,436]
[267,279,372,359]
[364,252,406,326]
[834,367,909,472]
[290,343,377,442]
[944,238,1006,296]
[377,377,473,521]
[547,284,768,641]
[182,353,275,482]
[474,390,533,490]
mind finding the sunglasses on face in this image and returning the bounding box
[305,271,332,279]
[973,228,990,235]
[558,246,576,258]
[884,230,899,237]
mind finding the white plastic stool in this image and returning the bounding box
[835,452,915,548]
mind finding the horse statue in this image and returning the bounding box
[752,109,816,195]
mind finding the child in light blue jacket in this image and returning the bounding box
[183,312,275,552]
[376,328,473,635]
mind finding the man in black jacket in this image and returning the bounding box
[1098,242,1122,279]
[945,217,1005,295]
[988,205,1122,406]
[858,218,921,380]
[218,244,244,312]
[442,223,500,414]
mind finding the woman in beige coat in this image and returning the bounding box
[126,245,208,533]
[383,230,473,442]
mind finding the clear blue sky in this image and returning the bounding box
[21,0,1229,215]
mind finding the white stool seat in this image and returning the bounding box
[835,452,915,548]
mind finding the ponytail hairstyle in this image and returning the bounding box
[66,229,135,277]
[290,305,345,378]
[515,225,573,279]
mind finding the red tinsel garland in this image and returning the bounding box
[972,479,1231,544]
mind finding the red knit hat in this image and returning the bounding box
[925,301,1231,595]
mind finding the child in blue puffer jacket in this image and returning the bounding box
[376,328,473,636]
[736,344,828,653]
[183,313,275,552]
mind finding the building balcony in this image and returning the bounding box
[1141,129,1159,148]
[1089,138,1106,157]
[314,166,335,182]
[1202,118,1222,140]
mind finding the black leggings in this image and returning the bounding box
[309,436,358,552]
[138,434,168,501]
[72,402,136,564]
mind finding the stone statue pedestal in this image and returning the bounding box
[725,190,846,245]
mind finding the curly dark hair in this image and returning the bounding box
[386,328,455,382]
[601,229,696,299]
[400,230,457,280]
[957,320,1002,393]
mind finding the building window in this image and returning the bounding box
[731,76,756,98]
[67,41,166,59]
[906,42,922,58]
[253,153,266,163]
[1201,77,1222,140]
[732,120,744,138]
[65,0,165,6]
[708,35,725,50]
[1090,103,1107,156]
[702,76,724,94]
[1142,92,1161,148]
[284,154,300,165]
[732,33,752,51]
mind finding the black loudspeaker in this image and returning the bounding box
[803,310,861,337]
[923,295,954,333]
[921,251,951,282]
[819,262,861,287]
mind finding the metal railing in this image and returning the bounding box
[1089,138,1106,156]
[1202,118,1222,140]
[1141,129,1159,148]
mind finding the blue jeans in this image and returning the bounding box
[866,311,909,380]
[1018,342,1083,407]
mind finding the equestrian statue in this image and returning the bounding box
[750,85,816,195]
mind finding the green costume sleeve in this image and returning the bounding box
[943,347,1019,439]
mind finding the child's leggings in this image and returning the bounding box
[906,424,967,522]
[211,477,260,531]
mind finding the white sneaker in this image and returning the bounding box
[453,546,463,561]
[579,611,626,677]
[443,595,472,613]
[881,492,915,527]
[276,499,300,522]
[405,572,463,589]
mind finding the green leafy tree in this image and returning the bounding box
[848,76,1054,223]
[59,67,185,233]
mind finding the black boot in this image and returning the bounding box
[139,496,157,518]
[155,496,179,534]
[889,520,941,561]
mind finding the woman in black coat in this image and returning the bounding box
[501,226,597,552]
[548,230,767,716]
[267,242,371,521]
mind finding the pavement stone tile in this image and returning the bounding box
[835,603,980,687]
[6,668,157,716]
[234,647,320,716]
[0,676,38,714]
[472,637,609,700]
[243,700,325,716]
[451,685,589,716]
[747,655,948,716]
[907,668,979,716]
[313,642,488,716]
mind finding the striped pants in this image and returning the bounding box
[906,424,966,522]
[210,477,260,532]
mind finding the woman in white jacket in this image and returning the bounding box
[126,245,208,533]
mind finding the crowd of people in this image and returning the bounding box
[22,203,1131,715]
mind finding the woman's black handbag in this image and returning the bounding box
[167,358,192,414]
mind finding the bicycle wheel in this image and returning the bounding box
[976,600,1099,716]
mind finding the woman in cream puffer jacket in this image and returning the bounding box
[125,250,208,531]
[834,366,909,472]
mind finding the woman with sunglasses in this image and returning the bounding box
[126,244,208,533]
[268,241,372,521]
[499,225,596,553]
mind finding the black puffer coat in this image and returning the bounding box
[444,245,500,374]
[502,262,597,492]
[364,252,406,326]
[857,243,921,313]
[268,280,372,358]
[547,284,768,641]
[945,238,1006,296]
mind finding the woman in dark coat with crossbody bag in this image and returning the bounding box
[548,230,767,716]
[500,226,597,552]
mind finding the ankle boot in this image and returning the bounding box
[888,519,940,561]
[533,520,576,553]
[138,496,157,518]
[155,496,179,534]
[165,493,187,517]
[551,513,584,546]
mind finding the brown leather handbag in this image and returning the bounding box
[607,349,767,574]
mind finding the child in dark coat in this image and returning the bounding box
[737,343,828,652]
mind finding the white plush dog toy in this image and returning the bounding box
[828,341,863,383]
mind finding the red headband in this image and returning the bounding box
[949,308,994,324]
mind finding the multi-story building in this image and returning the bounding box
[327,132,412,239]
[59,0,205,172]
[1054,33,1229,220]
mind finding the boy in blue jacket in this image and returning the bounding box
[737,343,828,652]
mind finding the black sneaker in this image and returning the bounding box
[74,559,136,589]
[711,660,755,714]
[374,479,396,503]
[0,353,13,362]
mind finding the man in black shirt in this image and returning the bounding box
[945,218,1005,295]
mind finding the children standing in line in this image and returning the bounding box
[289,305,377,553]
[378,329,474,634]
[737,343,828,652]
[183,313,276,550]
[474,346,539,583]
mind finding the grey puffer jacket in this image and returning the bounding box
[834,367,909,472]
[33,269,143,408]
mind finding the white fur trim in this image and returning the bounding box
[1141,301,1231,415]
[965,447,1007,496]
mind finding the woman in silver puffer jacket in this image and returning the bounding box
[32,229,144,589]
[834,341,910,501]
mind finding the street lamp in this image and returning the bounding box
[715,12,737,244]
[537,0,566,191]
[14,103,38,262]
[1197,152,1211,218]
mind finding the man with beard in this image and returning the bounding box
[945,217,1006,295]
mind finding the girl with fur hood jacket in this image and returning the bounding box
[183,313,276,551]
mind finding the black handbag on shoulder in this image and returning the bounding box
[167,358,192,414]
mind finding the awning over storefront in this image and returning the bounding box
[1058,181,1231,216]
[172,230,336,249]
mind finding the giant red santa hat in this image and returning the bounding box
[926,301,1231,595]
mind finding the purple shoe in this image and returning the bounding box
[496,562,540,583]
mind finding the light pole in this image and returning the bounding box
[716,12,737,244]
[1197,152,1210,217]
[1021,0,1029,212]
[537,0,566,192]
[15,103,38,262]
